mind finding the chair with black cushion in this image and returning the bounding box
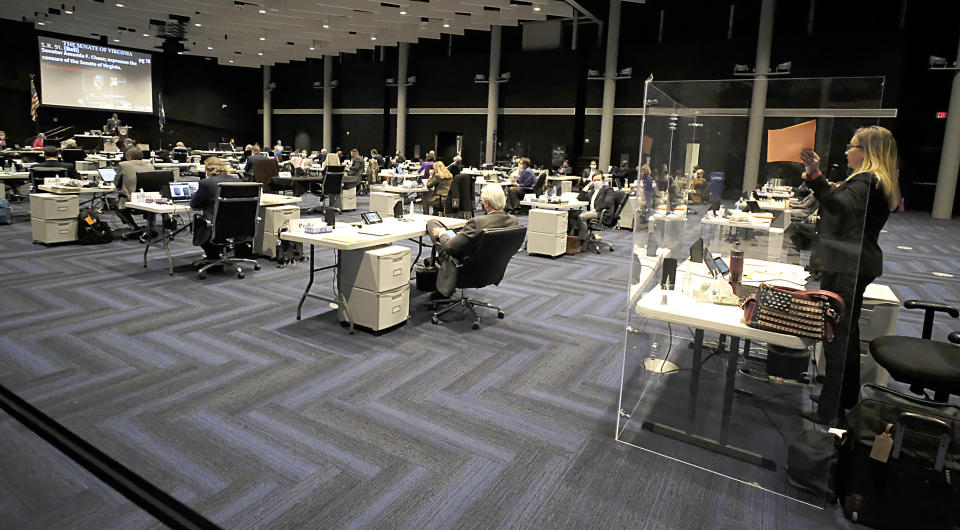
[60,149,86,165]
[444,172,475,219]
[870,301,960,402]
[430,225,527,330]
[585,190,629,254]
[29,167,68,192]
[195,182,263,279]
[249,157,279,192]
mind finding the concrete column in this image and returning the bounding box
[932,34,960,219]
[742,0,775,193]
[598,0,621,171]
[396,43,409,157]
[262,65,271,149]
[323,56,333,152]
[485,26,501,165]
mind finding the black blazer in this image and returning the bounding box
[447,162,462,176]
[33,159,79,180]
[190,173,241,218]
[243,153,268,179]
[807,171,890,278]
[578,185,618,223]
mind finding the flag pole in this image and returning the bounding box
[29,74,40,134]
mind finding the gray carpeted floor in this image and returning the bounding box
[1,191,957,529]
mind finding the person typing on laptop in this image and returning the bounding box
[191,157,239,259]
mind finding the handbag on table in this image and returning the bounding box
[740,283,845,342]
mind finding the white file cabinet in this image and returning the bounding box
[619,196,639,229]
[339,245,412,330]
[527,209,568,257]
[334,187,357,211]
[30,193,79,244]
[258,205,300,257]
[370,192,402,217]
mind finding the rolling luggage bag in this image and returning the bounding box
[839,384,960,528]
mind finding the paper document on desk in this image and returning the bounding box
[767,120,816,163]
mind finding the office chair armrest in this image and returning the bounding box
[904,300,959,317]
[904,300,959,340]
[949,332,960,345]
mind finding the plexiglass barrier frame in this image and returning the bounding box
[617,77,886,506]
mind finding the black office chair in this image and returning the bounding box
[172,148,189,163]
[29,167,68,192]
[60,149,87,165]
[195,182,263,279]
[870,300,960,402]
[585,190,629,253]
[430,225,527,330]
[444,173,475,219]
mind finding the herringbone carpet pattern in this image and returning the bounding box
[1,194,956,529]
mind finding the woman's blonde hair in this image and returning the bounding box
[433,161,452,179]
[205,156,228,176]
[849,125,899,211]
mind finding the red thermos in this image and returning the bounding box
[729,246,744,295]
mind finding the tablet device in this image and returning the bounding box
[703,247,720,278]
[713,256,730,276]
[361,211,382,224]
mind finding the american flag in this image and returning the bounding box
[158,92,166,131]
[29,76,40,122]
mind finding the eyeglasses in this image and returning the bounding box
[845,144,863,151]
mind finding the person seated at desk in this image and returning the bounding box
[392,151,405,168]
[114,146,154,227]
[610,160,631,188]
[559,160,573,176]
[0,130,11,150]
[172,141,190,162]
[228,138,237,151]
[427,183,518,297]
[448,155,463,176]
[273,140,284,158]
[427,161,454,215]
[190,157,239,260]
[569,172,616,244]
[417,151,436,180]
[33,145,80,180]
[154,149,173,163]
[242,145,268,180]
[689,166,707,203]
[581,159,600,187]
[32,134,45,149]
[505,157,536,212]
[344,148,364,189]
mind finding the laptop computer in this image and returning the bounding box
[168,181,199,202]
[97,167,116,184]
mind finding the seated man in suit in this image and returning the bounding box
[190,157,240,260]
[505,157,537,211]
[569,172,617,244]
[114,146,155,228]
[447,155,463,176]
[559,160,573,176]
[427,183,519,297]
[33,145,80,180]
[343,148,364,190]
[243,145,268,180]
[581,160,601,187]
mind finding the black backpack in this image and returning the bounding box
[77,208,113,245]
[274,225,304,267]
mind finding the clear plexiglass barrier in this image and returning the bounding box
[617,77,882,506]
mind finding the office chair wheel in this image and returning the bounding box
[237,268,245,279]
[594,247,601,254]
[472,321,480,330]
[431,315,439,325]
[497,311,504,319]
[609,246,615,252]
[254,263,262,271]
[198,271,207,280]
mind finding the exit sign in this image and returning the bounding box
[936,111,947,119]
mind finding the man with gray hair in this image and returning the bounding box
[427,183,518,295]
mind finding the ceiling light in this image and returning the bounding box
[309,47,315,50]
[228,60,234,63]
[322,24,329,29]
[443,23,450,28]
[534,6,541,11]
[37,22,45,25]
[371,36,376,40]
[258,52,263,56]
[258,9,266,13]
[177,51,183,55]
[64,10,73,14]
[115,3,124,6]
[195,23,202,27]
[207,46,213,50]
[400,10,406,15]
[259,37,265,40]
[142,33,149,37]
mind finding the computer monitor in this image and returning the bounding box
[61,149,87,164]
[217,142,232,151]
[135,170,175,193]
[97,168,116,184]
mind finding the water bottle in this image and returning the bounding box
[729,243,744,296]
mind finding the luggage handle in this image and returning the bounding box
[891,412,952,471]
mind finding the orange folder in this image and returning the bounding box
[767,120,816,163]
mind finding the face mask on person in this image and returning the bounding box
[593,179,604,188]
[590,165,597,170]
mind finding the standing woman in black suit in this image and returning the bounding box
[800,125,900,424]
